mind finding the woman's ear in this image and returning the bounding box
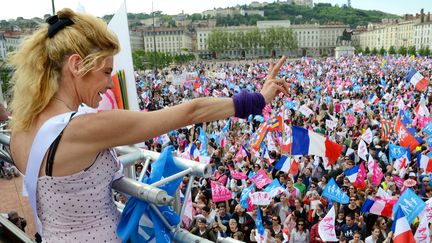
[67,54,82,78]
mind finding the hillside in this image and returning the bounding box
[214,3,400,27]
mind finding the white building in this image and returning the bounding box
[202,8,240,18]
[240,9,265,17]
[129,30,144,52]
[257,20,291,29]
[357,20,416,50]
[143,27,193,54]
[0,35,6,60]
[293,0,313,8]
[414,21,432,49]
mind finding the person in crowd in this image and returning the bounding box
[8,8,288,242]
[190,218,217,242]
[289,218,309,242]
[340,214,361,241]
[364,226,380,243]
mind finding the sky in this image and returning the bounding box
[0,0,431,21]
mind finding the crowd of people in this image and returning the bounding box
[121,54,432,242]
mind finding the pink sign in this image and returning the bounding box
[210,180,232,202]
[250,170,272,189]
[230,170,248,180]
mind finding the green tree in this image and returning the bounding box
[379,47,386,55]
[364,47,370,54]
[371,47,378,55]
[132,49,146,71]
[407,46,416,56]
[355,46,363,54]
[397,46,407,55]
[419,47,430,56]
[388,46,396,55]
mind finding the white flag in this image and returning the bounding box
[418,197,432,223]
[299,105,313,117]
[326,119,336,130]
[414,215,430,243]
[361,128,373,144]
[357,139,368,161]
[318,206,338,242]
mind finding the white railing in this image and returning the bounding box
[0,133,242,243]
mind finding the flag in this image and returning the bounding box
[361,128,373,144]
[210,180,232,202]
[414,216,430,243]
[255,207,266,243]
[267,115,282,132]
[117,146,182,242]
[318,206,338,242]
[108,1,139,111]
[414,96,430,117]
[423,122,432,136]
[393,188,426,224]
[361,198,395,217]
[291,126,343,165]
[251,123,269,151]
[418,153,432,173]
[391,207,416,243]
[235,145,250,159]
[250,169,272,189]
[274,155,291,173]
[353,162,367,188]
[299,104,314,117]
[198,127,208,156]
[381,119,393,141]
[218,118,230,147]
[406,68,429,92]
[419,198,432,223]
[357,139,368,161]
[369,93,380,105]
[250,192,272,205]
[230,169,248,180]
[188,143,200,161]
[389,144,408,161]
[181,191,193,229]
[264,179,286,197]
[395,111,422,151]
[368,155,384,186]
[240,183,254,209]
[322,178,349,204]
[393,151,410,178]
[344,164,360,183]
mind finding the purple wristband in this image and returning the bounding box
[232,90,266,119]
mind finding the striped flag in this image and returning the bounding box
[392,207,415,243]
[406,68,429,92]
[380,119,392,141]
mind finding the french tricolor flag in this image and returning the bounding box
[291,126,343,165]
[392,207,415,243]
[417,153,432,173]
[361,198,395,218]
[344,165,360,183]
[406,68,429,92]
[369,93,380,105]
[188,144,200,161]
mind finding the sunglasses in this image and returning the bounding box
[298,223,304,226]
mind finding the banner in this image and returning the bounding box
[230,170,248,180]
[418,198,432,223]
[172,73,186,85]
[414,216,430,243]
[210,181,232,202]
[322,178,349,204]
[358,139,368,161]
[299,105,313,117]
[108,1,139,111]
[368,155,384,186]
[250,192,272,205]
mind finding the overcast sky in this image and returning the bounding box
[1,0,431,21]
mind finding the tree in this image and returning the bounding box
[397,46,407,55]
[371,47,378,55]
[388,46,396,55]
[407,46,416,56]
[419,47,430,57]
[364,47,370,54]
[379,47,386,56]
[355,46,363,54]
[132,49,146,71]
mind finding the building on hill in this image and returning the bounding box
[202,8,240,18]
[240,9,265,17]
[0,35,6,60]
[292,0,313,8]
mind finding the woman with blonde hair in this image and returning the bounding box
[8,8,289,242]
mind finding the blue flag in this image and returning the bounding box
[198,127,208,156]
[392,188,426,224]
[256,207,265,241]
[424,123,432,136]
[389,144,408,161]
[264,179,283,193]
[117,146,183,243]
[322,178,349,204]
[240,183,255,209]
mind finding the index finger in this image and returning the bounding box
[269,56,286,79]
